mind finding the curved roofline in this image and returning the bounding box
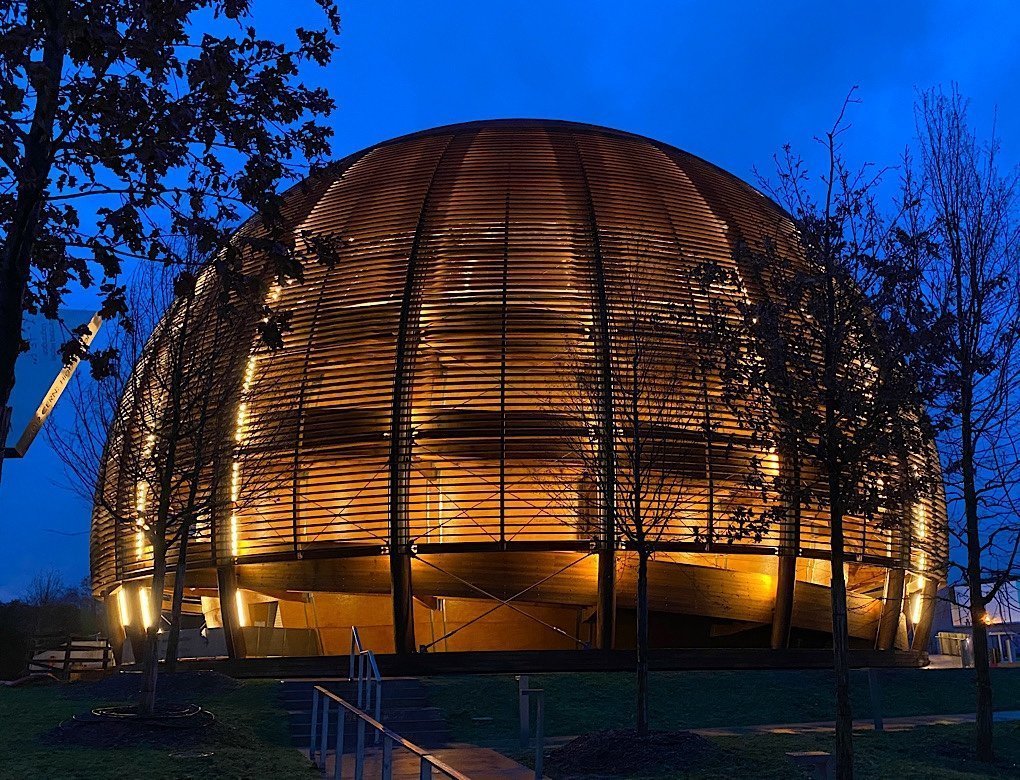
[332,118,789,223]
[265,119,793,230]
[369,118,669,147]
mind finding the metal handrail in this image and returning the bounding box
[357,650,383,734]
[348,626,382,740]
[309,685,470,780]
[348,626,364,680]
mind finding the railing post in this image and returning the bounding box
[533,691,544,780]
[517,675,530,748]
[354,716,365,780]
[310,688,320,764]
[367,672,373,714]
[349,635,355,680]
[357,652,365,707]
[62,636,72,681]
[419,758,432,780]
[373,678,382,744]
[867,668,884,732]
[366,674,376,745]
[382,734,393,780]
[321,694,331,767]
[334,704,345,780]
[519,684,545,779]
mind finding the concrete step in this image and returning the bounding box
[289,713,449,732]
[283,693,430,712]
[289,710,450,731]
[292,725,452,750]
[313,745,538,779]
[289,712,448,731]
[280,677,452,751]
[295,728,451,751]
[280,679,427,701]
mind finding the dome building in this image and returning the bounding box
[91,120,946,665]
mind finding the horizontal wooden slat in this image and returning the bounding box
[92,120,947,650]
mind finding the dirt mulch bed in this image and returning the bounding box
[547,729,718,777]
[47,671,242,751]
[46,706,219,750]
[62,670,238,703]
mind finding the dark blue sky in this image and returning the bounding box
[2,0,1018,599]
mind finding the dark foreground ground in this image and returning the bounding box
[425,667,1020,778]
[424,666,1020,742]
[0,673,316,779]
[543,723,1020,778]
[2,667,1019,778]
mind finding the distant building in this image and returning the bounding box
[931,584,1019,665]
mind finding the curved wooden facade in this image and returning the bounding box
[91,120,947,661]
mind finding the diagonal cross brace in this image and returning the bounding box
[416,552,593,650]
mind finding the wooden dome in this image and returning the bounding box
[91,121,946,661]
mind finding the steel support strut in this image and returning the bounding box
[569,135,617,651]
[415,553,592,650]
[387,133,466,655]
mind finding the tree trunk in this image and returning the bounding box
[828,475,854,779]
[164,531,190,673]
[820,161,853,777]
[968,591,994,761]
[0,1,66,478]
[636,547,650,737]
[962,405,994,760]
[138,566,165,715]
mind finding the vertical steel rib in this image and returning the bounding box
[88,120,946,657]
[568,131,617,650]
[500,166,511,545]
[287,155,371,555]
[653,143,802,646]
[387,131,465,654]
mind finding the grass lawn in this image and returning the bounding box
[426,667,1020,742]
[427,667,1020,777]
[538,723,1020,778]
[0,678,315,779]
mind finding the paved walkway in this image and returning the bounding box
[309,712,1020,776]
[307,745,537,779]
[690,710,1020,737]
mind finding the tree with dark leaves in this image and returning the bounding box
[0,0,340,476]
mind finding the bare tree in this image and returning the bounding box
[910,85,1020,762]
[700,93,944,779]
[23,569,73,606]
[53,248,283,713]
[548,259,775,736]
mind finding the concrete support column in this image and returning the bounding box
[771,554,797,649]
[910,577,938,652]
[596,545,616,650]
[120,580,147,664]
[104,586,129,666]
[216,565,248,659]
[876,568,906,650]
[390,552,416,655]
[771,446,800,650]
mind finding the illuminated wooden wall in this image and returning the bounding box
[90,120,947,657]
